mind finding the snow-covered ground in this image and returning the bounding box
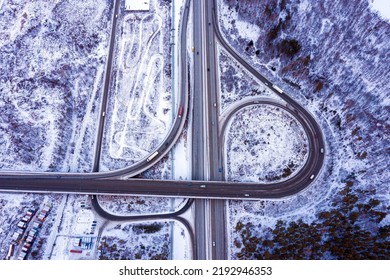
[0,0,111,172]
[98,220,191,260]
[0,0,193,260]
[97,195,187,216]
[0,193,191,260]
[217,44,282,113]
[225,104,308,183]
[218,0,389,259]
[369,0,390,21]
[100,0,177,171]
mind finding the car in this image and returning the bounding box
[212,241,216,247]
[320,148,324,154]
[244,194,249,197]
[310,174,315,180]
[200,185,206,188]
[213,103,217,107]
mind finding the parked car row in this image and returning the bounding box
[8,205,52,260]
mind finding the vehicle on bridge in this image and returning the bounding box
[147,151,159,162]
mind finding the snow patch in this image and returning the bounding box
[369,0,390,21]
[225,104,309,183]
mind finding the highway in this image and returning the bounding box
[0,175,326,199]
[203,0,227,260]
[192,0,208,260]
[192,0,229,260]
[92,0,121,173]
[0,0,325,200]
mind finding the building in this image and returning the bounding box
[125,0,150,11]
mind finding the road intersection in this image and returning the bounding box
[0,0,325,202]
[0,0,326,261]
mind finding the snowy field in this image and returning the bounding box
[97,195,188,216]
[370,0,390,21]
[218,0,389,259]
[0,0,111,172]
[225,104,308,183]
[217,45,282,113]
[100,0,176,171]
[99,220,191,260]
[97,115,191,217]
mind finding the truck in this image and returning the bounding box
[26,209,36,216]
[12,232,22,243]
[146,151,159,162]
[22,244,31,253]
[21,215,31,223]
[178,105,183,118]
[272,84,284,93]
[6,244,15,260]
[32,221,42,230]
[17,221,27,229]
[37,212,46,222]
[70,249,82,254]
[17,252,27,260]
